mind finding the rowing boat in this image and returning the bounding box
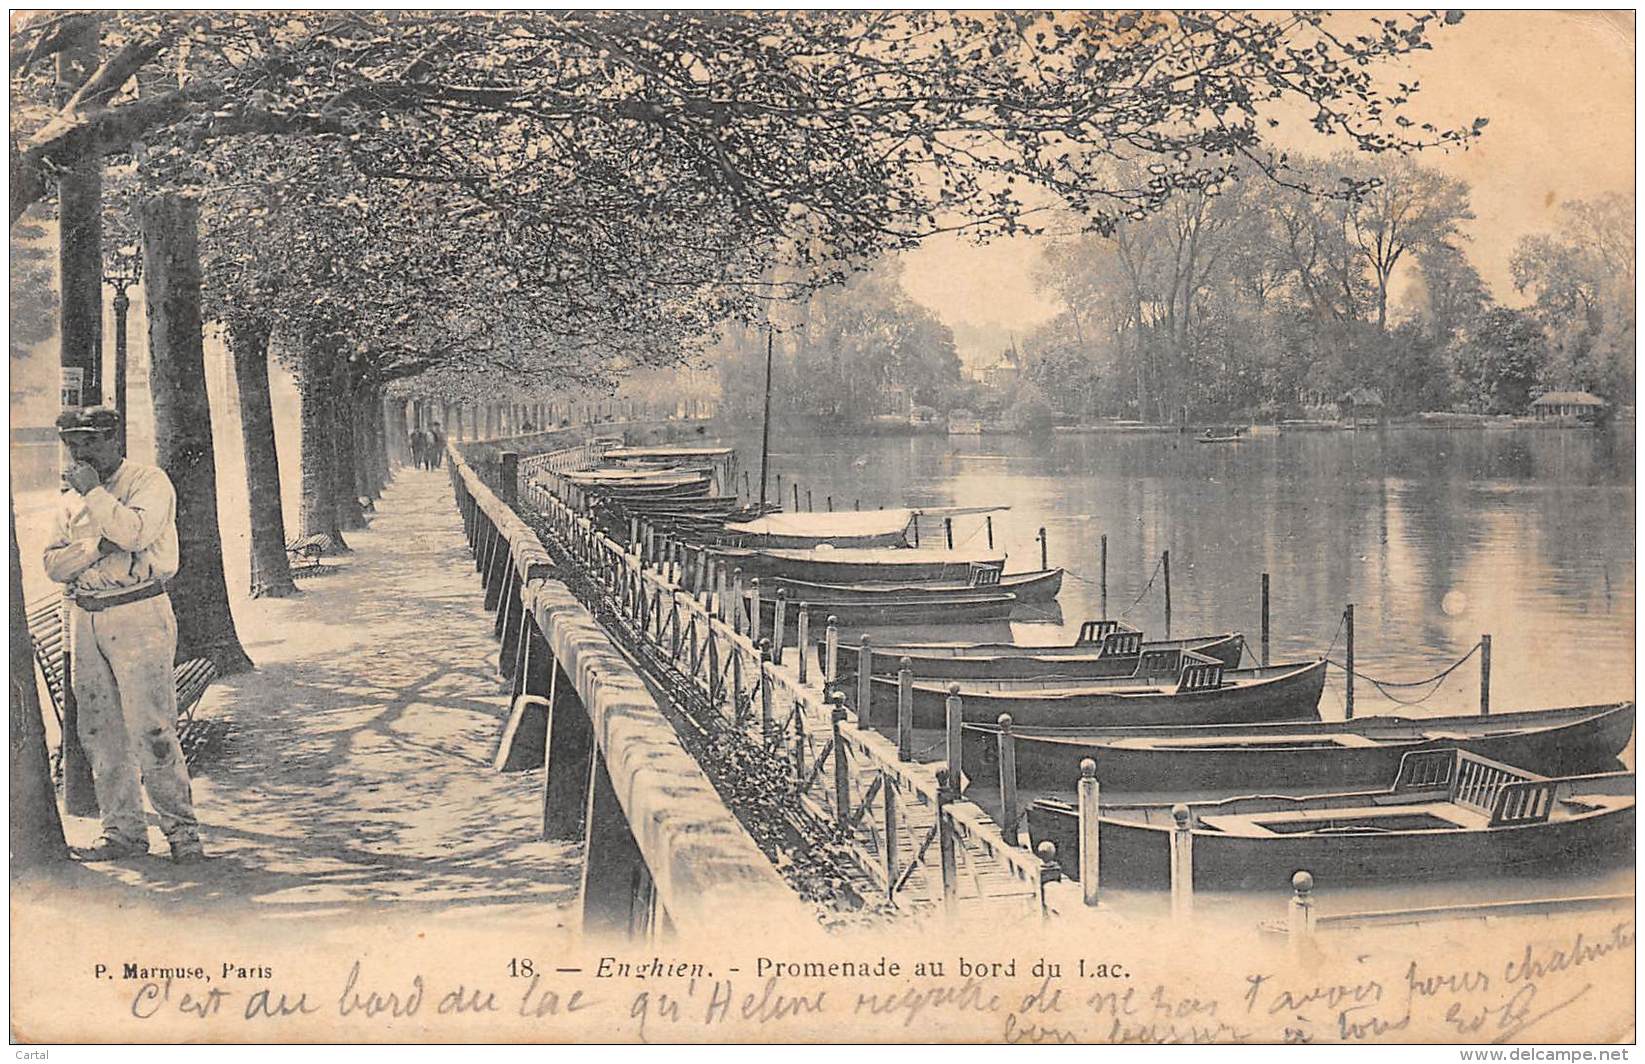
[827,621,1245,681]
[726,505,1009,550]
[759,586,1020,627]
[769,566,1062,605]
[866,655,1326,728]
[963,701,1635,795]
[1026,748,1635,888]
[715,545,1008,585]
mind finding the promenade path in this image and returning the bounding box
[15,467,582,928]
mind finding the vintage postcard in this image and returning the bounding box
[7,9,1636,1048]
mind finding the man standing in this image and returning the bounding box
[42,406,204,863]
[409,427,428,470]
[428,422,446,469]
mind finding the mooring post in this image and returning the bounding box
[854,498,860,511]
[776,473,783,507]
[499,451,520,507]
[936,769,959,915]
[1100,534,1108,619]
[944,517,954,550]
[1039,526,1048,571]
[856,636,873,721]
[825,615,839,686]
[807,489,813,511]
[1288,871,1316,951]
[1037,841,1061,919]
[986,514,994,549]
[731,567,745,635]
[1468,633,1490,721]
[758,640,774,733]
[629,517,640,552]
[897,658,914,762]
[797,605,812,684]
[1169,803,1194,918]
[945,684,964,790]
[1162,549,1172,638]
[1078,758,1100,906]
[830,694,850,831]
[826,495,833,512]
[1261,572,1271,666]
[794,482,801,511]
[997,714,1020,844]
[717,564,731,623]
[772,589,788,666]
[1344,603,1356,720]
[749,577,762,643]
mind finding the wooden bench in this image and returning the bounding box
[24,596,217,769]
[284,532,335,578]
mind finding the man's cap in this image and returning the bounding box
[56,406,121,437]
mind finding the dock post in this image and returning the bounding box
[1037,841,1061,920]
[1261,573,1271,666]
[945,684,964,790]
[944,517,954,550]
[1162,549,1172,638]
[1169,803,1194,918]
[1479,634,1492,716]
[997,714,1020,844]
[793,482,800,511]
[758,642,774,733]
[830,695,850,831]
[826,495,833,512]
[857,636,873,722]
[1288,871,1316,951]
[772,590,788,666]
[629,517,640,552]
[749,578,762,643]
[855,498,860,511]
[807,489,813,511]
[1039,526,1048,571]
[986,514,994,550]
[1100,534,1108,619]
[717,564,731,623]
[1344,604,1355,720]
[797,606,812,685]
[731,568,745,635]
[1078,759,1100,906]
[882,777,898,900]
[825,616,839,687]
[896,658,914,761]
[936,769,959,915]
[792,703,807,791]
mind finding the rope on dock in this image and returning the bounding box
[1326,640,1484,707]
[1113,554,1166,619]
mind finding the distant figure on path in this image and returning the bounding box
[409,428,428,470]
[42,406,205,864]
[429,423,446,469]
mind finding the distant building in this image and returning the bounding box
[1530,391,1607,421]
[1337,387,1385,425]
[979,348,1021,390]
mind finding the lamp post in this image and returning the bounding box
[104,243,142,451]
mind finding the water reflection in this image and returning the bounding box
[733,426,1635,718]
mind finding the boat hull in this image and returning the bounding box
[1027,800,1636,890]
[868,660,1326,729]
[830,632,1245,681]
[965,702,1636,794]
[761,591,1019,628]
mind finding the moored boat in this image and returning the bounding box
[769,566,1062,605]
[866,654,1326,729]
[827,620,1244,681]
[759,586,1020,627]
[1026,749,1636,889]
[726,505,1008,550]
[962,701,1635,795]
[717,545,1008,585]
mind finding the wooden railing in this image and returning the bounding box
[518,471,1049,916]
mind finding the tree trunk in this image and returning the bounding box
[142,194,253,675]
[56,16,103,410]
[298,343,349,552]
[10,497,69,869]
[228,316,297,599]
[331,365,367,531]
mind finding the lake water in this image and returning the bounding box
[729,425,1636,721]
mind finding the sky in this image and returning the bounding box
[898,10,1636,367]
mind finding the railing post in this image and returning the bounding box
[830,695,850,831]
[856,635,873,722]
[997,713,1019,844]
[1162,548,1172,638]
[749,577,762,644]
[758,641,774,734]
[896,657,914,761]
[731,567,745,634]
[1099,533,1108,619]
[797,605,811,685]
[936,769,959,914]
[882,774,898,900]
[1078,758,1100,906]
[771,588,787,666]
[1479,634,1492,716]
[1288,871,1316,952]
[499,451,519,507]
[1170,803,1194,918]
[1261,572,1271,666]
[1037,840,1061,920]
[945,684,964,790]
[792,702,807,792]
[1344,603,1356,720]
[824,615,839,687]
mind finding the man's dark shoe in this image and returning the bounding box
[169,837,206,864]
[70,836,149,862]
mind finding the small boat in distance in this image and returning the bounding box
[963,701,1635,795]
[1027,748,1636,889]
[867,653,1326,729]
[1197,429,1246,443]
